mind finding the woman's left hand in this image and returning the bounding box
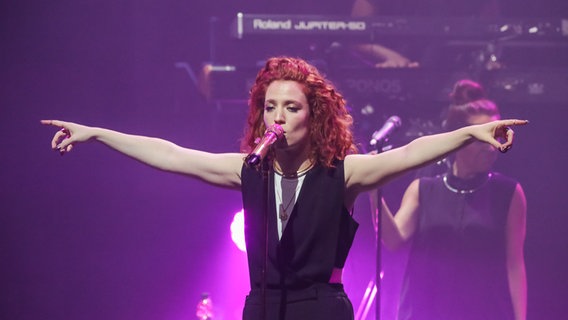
[475,119,529,153]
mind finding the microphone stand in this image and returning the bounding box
[368,115,401,320]
[375,188,383,320]
[372,142,389,320]
[245,126,282,320]
[260,158,271,320]
[357,143,389,320]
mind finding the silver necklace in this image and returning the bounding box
[274,160,313,179]
[277,192,295,221]
[442,173,492,194]
[276,177,301,221]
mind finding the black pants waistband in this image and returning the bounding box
[246,283,346,304]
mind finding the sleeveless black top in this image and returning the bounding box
[241,161,359,290]
[398,172,517,320]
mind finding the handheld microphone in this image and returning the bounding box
[370,116,402,147]
[245,124,284,167]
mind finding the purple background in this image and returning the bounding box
[1,1,567,319]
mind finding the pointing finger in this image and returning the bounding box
[505,119,529,127]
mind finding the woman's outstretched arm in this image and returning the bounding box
[41,120,244,189]
[345,119,527,193]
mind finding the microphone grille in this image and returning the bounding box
[266,124,284,137]
[389,115,402,127]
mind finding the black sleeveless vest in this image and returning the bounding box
[398,172,517,320]
[241,161,359,290]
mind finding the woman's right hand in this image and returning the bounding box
[41,120,95,155]
[375,50,420,68]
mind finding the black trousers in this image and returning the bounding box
[242,283,354,320]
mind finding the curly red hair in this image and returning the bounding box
[240,57,357,168]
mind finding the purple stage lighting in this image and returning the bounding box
[230,209,246,252]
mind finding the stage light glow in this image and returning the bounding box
[230,209,246,252]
